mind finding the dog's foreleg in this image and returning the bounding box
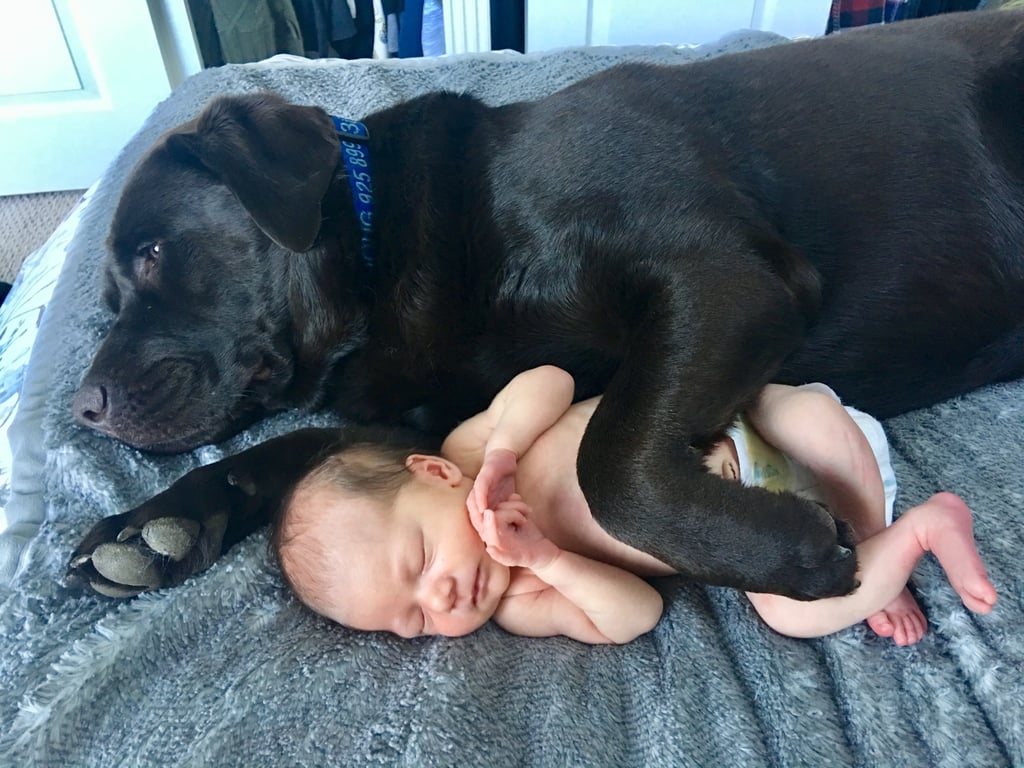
[577,258,856,598]
[66,428,342,597]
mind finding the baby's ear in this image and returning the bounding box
[405,455,463,486]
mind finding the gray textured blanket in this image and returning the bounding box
[2,34,1023,767]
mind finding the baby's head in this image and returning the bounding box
[272,428,511,638]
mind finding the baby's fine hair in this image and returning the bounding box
[270,425,441,614]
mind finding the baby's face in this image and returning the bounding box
[318,456,511,638]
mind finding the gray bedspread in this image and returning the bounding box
[1,33,1022,767]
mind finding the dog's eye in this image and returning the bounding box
[137,242,161,262]
[135,242,162,283]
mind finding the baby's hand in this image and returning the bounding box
[480,495,559,570]
[467,448,518,538]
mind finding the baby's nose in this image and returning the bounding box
[426,574,457,612]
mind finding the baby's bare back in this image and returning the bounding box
[517,398,676,578]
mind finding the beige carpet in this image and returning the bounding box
[0,190,86,284]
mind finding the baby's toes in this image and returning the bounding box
[866,610,894,638]
[891,613,925,646]
[891,617,912,647]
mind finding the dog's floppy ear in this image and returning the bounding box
[166,92,341,252]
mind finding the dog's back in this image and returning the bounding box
[476,10,1024,416]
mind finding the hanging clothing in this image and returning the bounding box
[399,0,424,57]
[333,0,376,59]
[291,0,358,58]
[194,0,305,64]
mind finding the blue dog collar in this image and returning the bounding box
[330,115,374,272]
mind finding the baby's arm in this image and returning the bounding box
[443,365,575,474]
[746,384,885,540]
[442,366,575,526]
[484,497,663,644]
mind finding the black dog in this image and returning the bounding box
[68,12,1024,600]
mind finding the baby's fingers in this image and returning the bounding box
[467,494,486,537]
[491,504,529,532]
[485,544,516,568]
[480,508,505,547]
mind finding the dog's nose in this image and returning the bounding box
[73,383,109,427]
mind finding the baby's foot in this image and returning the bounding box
[866,587,928,645]
[917,492,998,614]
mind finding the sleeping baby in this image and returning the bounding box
[272,366,996,644]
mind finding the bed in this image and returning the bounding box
[1,32,1022,766]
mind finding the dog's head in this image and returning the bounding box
[73,92,369,452]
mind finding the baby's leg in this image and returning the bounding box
[859,488,979,644]
[747,492,997,644]
[818,459,924,641]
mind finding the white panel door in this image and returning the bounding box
[0,0,199,195]
[526,0,833,52]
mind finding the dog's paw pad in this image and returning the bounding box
[141,517,201,561]
[92,542,161,588]
[90,580,146,599]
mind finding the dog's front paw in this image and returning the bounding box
[768,502,860,600]
[66,488,231,598]
[66,428,341,598]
